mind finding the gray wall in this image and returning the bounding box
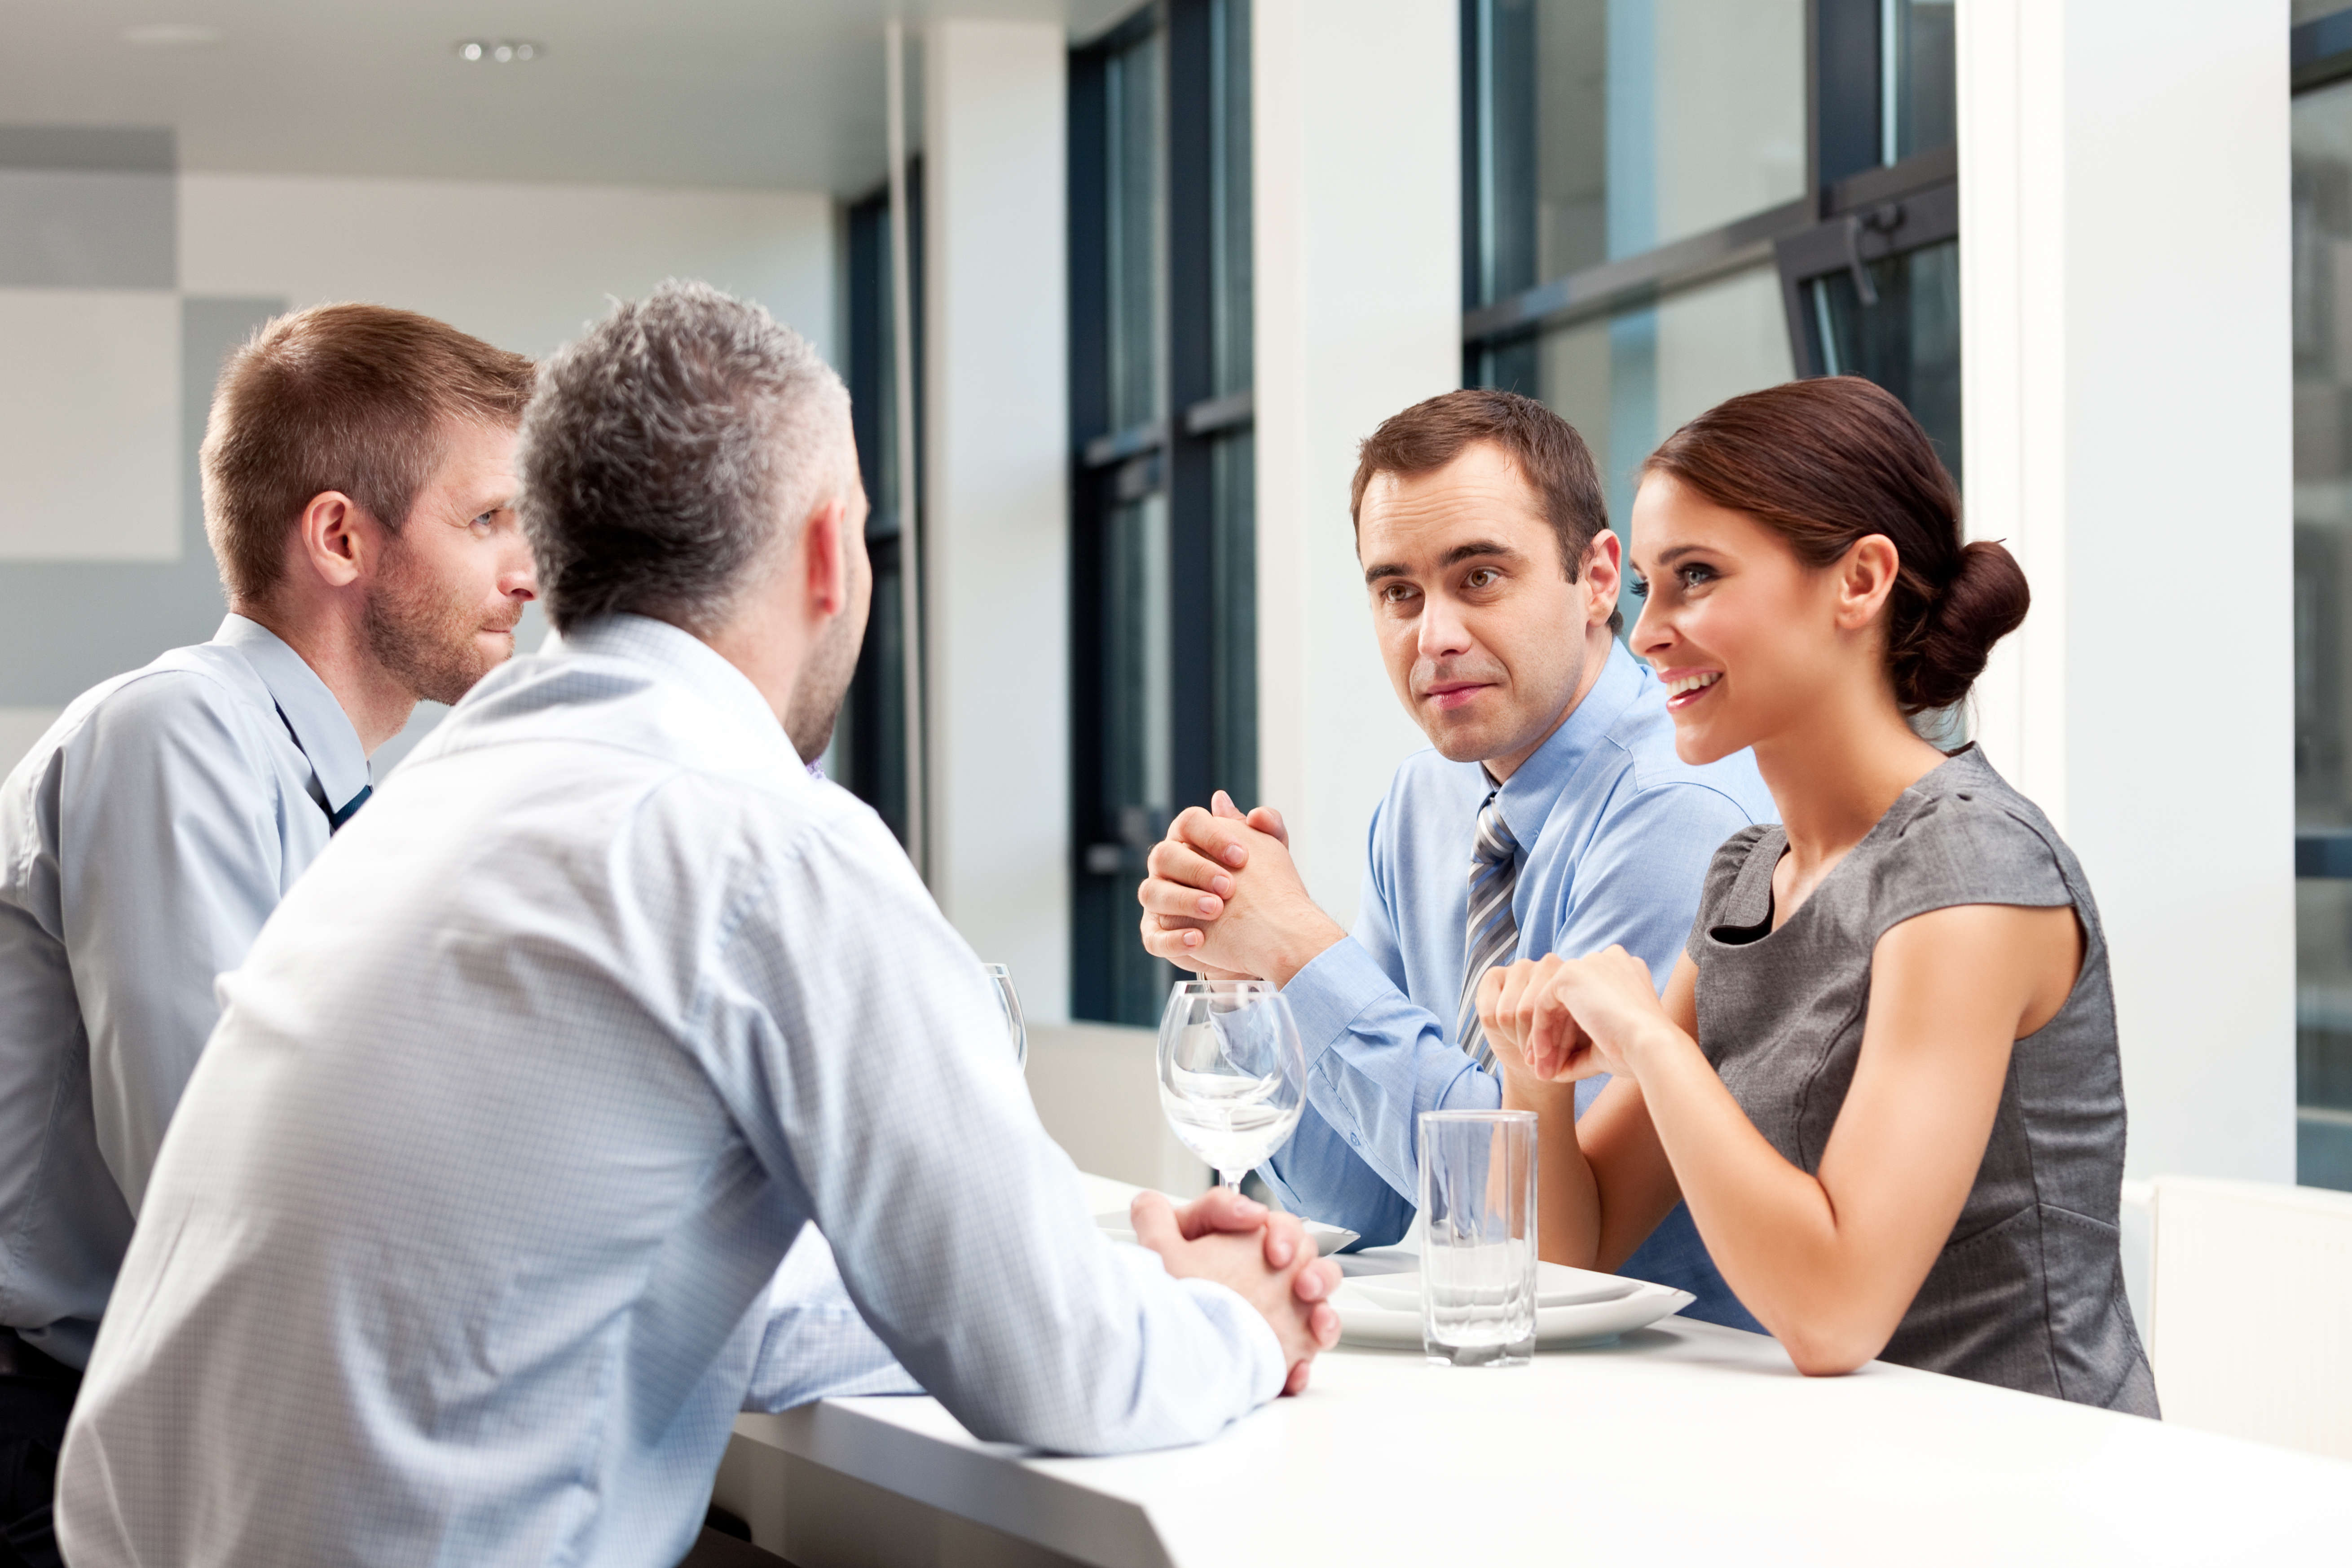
[0,123,282,713]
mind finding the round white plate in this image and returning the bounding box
[1093,1211,1362,1258]
[1349,1261,1643,1314]
[1332,1277,1694,1351]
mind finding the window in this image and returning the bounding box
[1070,0,1258,1025]
[838,172,922,846]
[1464,0,1959,619]
[2291,5,2352,1190]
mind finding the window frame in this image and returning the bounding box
[1458,0,1960,389]
[1069,0,1259,1025]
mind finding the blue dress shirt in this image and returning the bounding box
[1263,640,1778,1330]
[59,615,1287,1568]
[0,614,369,1367]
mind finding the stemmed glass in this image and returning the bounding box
[1156,979,1306,1189]
[984,963,1027,1072]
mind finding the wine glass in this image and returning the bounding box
[1156,979,1306,1189]
[984,963,1027,1072]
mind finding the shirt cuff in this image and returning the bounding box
[1281,937,1402,1071]
[1172,1277,1289,1408]
[1113,1244,1288,1410]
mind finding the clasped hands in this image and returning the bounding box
[1132,1185,1342,1394]
[1474,947,1678,1083]
[1135,791,1345,987]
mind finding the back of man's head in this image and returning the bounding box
[201,303,535,608]
[520,280,851,637]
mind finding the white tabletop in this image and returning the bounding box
[729,1175,2352,1567]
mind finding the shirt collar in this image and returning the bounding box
[557,613,795,759]
[213,614,372,815]
[1488,639,1647,844]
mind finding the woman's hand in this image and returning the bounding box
[1476,947,1677,1081]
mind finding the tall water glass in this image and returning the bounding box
[984,963,1027,1072]
[1418,1109,1538,1367]
[1156,980,1306,1189]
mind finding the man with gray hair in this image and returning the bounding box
[56,282,1339,1568]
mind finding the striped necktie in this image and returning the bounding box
[1454,788,1519,1072]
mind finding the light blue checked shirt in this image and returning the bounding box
[1262,640,1778,1330]
[59,614,1285,1568]
[0,614,370,1368]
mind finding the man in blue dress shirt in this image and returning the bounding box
[57,284,1340,1568]
[1138,389,1777,1328]
[0,304,538,1562]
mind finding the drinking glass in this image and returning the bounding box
[984,963,1027,1072]
[1156,979,1306,1189]
[1418,1109,1538,1367]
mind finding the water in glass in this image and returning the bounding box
[1156,979,1305,1188]
[1418,1109,1538,1366]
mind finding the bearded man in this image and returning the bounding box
[0,303,535,1563]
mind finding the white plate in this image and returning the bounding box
[1349,1261,1644,1314]
[1332,1276,1693,1351]
[1094,1210,1362,1258]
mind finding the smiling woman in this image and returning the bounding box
[1476,376,2156,1415]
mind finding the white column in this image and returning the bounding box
[1253,0,1463,921]
[923,19,1071,1022]
[1959,0,2294,1181]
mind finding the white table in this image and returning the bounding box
[718,1176,2352,1567]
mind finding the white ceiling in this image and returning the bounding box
[0,0,1136,196]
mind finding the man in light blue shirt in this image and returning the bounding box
[1138,389,1776,1329]
[59,284,1340,1568]
[0,304,537,1562]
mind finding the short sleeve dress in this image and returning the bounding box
[1687,745,2159,1416]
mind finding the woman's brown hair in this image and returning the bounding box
[1642,376,2028,714]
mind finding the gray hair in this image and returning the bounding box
[520,280,852,635]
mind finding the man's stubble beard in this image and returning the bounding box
[784,593,867,763]
[363,537,513,708]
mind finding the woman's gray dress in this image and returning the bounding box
[1687,745,2159,1415]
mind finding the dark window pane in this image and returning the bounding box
[1076,488,1177,1025]
[1211,0,1252,396]
[1468,0,1805,306]
[1106,31,1165,431]
[840,176,921,846]
[1211,428,1256,796]
[2294,73,2352,1185]
[1886,2,1956,164]
[1806,236,1962,480]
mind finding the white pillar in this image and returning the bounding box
[1959,0,2294,1181]
[923,19,1071,1022]
[1253,0,1462,921]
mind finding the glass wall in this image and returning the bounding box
[1071,0,1258,1025]
[2292,30,2352,1188]
[1465,0,1955,627]
[1479,267,1794,595]
[1469,0,1806,305]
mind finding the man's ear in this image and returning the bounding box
[296,491,369,591]
[1580,528,1622,628]
[802,496,851,618]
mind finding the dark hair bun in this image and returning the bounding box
[1895,539,2030,712]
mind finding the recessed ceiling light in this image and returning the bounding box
[122,22,225,48]
[455,39,544,64]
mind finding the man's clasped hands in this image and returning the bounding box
[1136,790,1683,1095]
